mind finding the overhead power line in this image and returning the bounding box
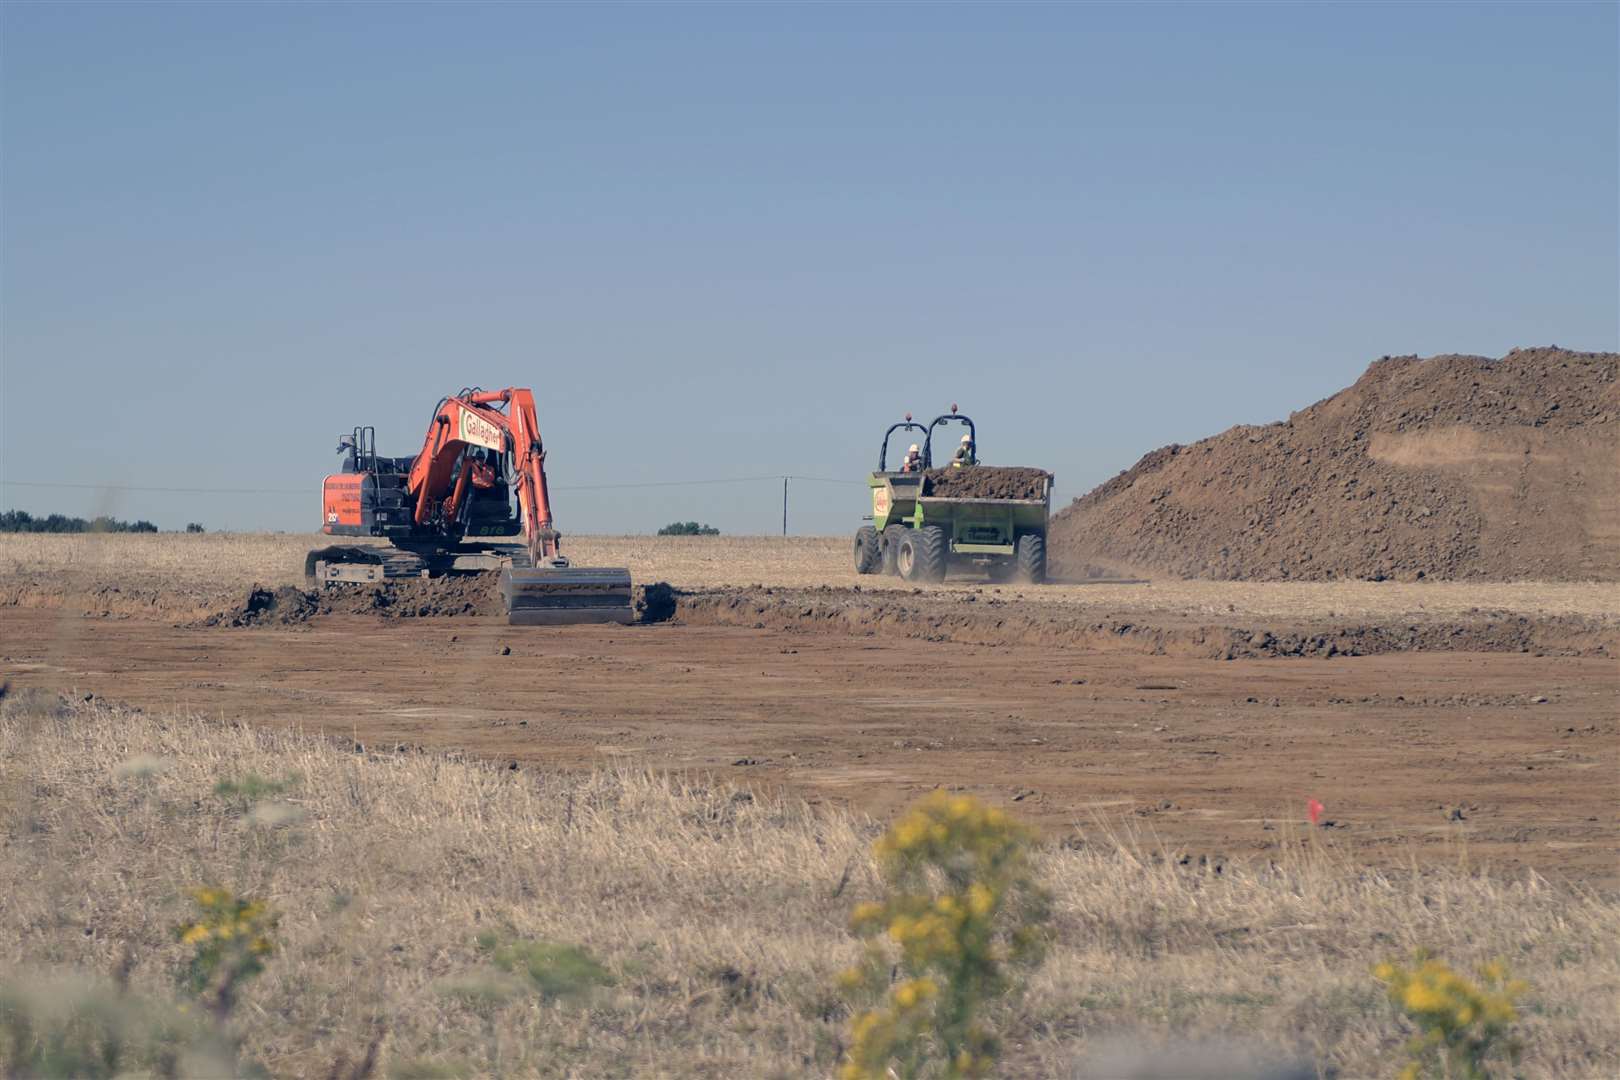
[1,479,308,495]
[0,473,867,497]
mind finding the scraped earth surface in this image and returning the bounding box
[4,553,1616,884]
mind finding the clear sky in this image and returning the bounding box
[3,1,1615,535]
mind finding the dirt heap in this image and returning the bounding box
[1051,347,1619,581]
[207,576,677,626]
[209,575,507,626]
[923,467,1051,500]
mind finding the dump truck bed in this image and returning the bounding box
[917,496,1048,507]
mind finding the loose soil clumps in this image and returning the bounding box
[207,576,676,626]
[1051,347,1619,581]
[210,575,510,625]
[673,585,1617,659]
[922,466,1051,500]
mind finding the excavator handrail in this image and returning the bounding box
[923,412,976,469]
[879,419,930,472]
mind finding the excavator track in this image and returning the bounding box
[304,545,432,586]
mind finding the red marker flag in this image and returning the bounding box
[1307,798,1325,826]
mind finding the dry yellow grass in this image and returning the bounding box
[4,532,1617,621]
[3,694,1616,1078]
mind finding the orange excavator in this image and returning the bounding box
[305,387,633,625]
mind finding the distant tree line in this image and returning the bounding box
[1,509,159,533]
[657,521,721,536]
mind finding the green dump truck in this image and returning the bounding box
[854,409,1051,584]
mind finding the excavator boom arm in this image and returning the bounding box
[406,390,559,564]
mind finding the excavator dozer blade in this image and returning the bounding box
[501,566,635,626]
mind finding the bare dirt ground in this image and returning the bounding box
[3,533,1615,885]
[6,532,1618,619]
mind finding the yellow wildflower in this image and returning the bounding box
[839,791,1046,1080]
[1403,982,1444,1012]
[851,901,884,927]
[967,883,995,917]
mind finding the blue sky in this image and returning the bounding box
[3,2,1615,534]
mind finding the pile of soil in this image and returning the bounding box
[1051,347,1619,581]
[207,576,676,626]
[209,575,509,626]
[923,466,1050,500]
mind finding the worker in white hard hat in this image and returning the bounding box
[951,432,977,468]
[901,443,923,472]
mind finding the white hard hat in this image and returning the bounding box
[961,433,972,443]
[908,444,920,454]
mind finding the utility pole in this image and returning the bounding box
[782,476,789,536]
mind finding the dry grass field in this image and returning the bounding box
[4,532,1617,621]
[4,694,1616,1079]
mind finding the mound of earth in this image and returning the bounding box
[923,466,1051,500]
[1051,347,1619,581]
[209,575,507,625]
[207,576,676,626]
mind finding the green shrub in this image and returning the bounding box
[1374,953,1528,1080]
[838,791,1050,1079]
[176,887,279,1013]
[0,510,157,533]
[475,934,613,1001]
[213,771,299,809]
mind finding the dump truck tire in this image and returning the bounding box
[900,525,947,583]
[1015,532,1047,584]
[854,526,881,574]
[881,525,905,575]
